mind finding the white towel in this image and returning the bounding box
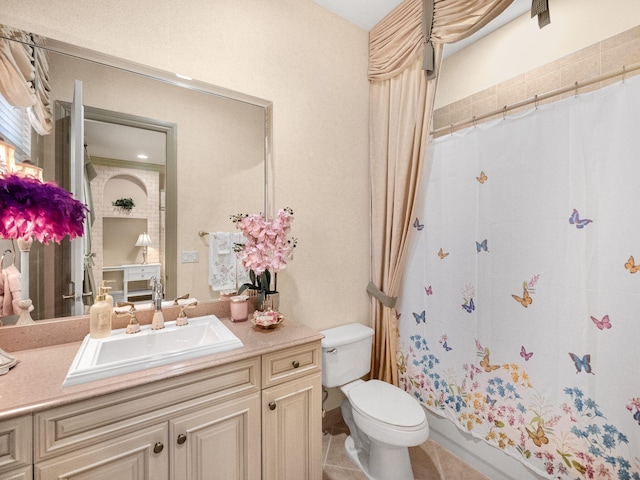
[208,232,237,291]
[208,232,252,291]
[2,265,21,316]
[233,232,251,287]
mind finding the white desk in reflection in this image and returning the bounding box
[102,263,161,303]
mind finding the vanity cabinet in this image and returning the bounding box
[18,340,321,480]
[35,395,263,480]
[0,415,32,480]
[34,357,261,480]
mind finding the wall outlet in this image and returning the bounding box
[181,251,199,263]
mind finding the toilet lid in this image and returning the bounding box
[348,380,425,428]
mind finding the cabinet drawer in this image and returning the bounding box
[262,341,321,388]
[128,272,154,282]
[35,357,260,461]
[127,265,159,281]
[0,415,32,475]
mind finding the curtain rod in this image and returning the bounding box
[431,61,640,137]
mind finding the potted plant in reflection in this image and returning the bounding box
[112,197,135,212]
[231,207,297,310]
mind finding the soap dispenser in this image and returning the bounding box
[101,280,114,313]
[90,292,112,339]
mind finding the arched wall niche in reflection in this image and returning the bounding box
[95,171,161,288]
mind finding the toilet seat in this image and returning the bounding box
[347,379,426,430]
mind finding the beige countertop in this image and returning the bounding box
[0,302,323,421]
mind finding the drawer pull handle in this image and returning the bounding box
[177,433,187,445]
[268,401,277,411]
[153,442,164,454]
[292,360,300,368]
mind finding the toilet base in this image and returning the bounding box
[343,435,415,480]
[344,436,369,477]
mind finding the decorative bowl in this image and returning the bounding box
[251,310,284,329]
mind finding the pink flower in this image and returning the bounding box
[254,310,280,326]
[232,208,297,275]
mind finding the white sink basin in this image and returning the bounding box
[63,314,243,387]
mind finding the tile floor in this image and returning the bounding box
[322,408,489,480]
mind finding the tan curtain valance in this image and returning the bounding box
[431,0,514,44]
[368,0,424,81]
[369,0,514,82]
[0,26,52,135]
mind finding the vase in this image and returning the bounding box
[261,292,280,312]
[230,295,249,322]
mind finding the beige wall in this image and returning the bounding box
[0,1,371,331]
[434,25,640,133]
[436,0,640,109]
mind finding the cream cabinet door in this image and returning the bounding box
[262,372,322,480]
[0,466,32,480]
[35,423,168,480]
[0,415,31,478]
[171,392,261,480]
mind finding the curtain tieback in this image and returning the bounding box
[422,0,435,78]
[367,281,397,309]
[531,0,551,28]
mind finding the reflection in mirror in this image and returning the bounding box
[83,112,171,308]
[0,24,272,324]
[50,102,177,319]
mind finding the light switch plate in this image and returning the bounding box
[181,251,199,263]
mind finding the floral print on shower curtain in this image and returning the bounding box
[398,76,640,479]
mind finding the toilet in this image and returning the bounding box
[321,323,429,480]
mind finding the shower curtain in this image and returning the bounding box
[398,76,640,479]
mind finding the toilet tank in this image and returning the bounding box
[320,323,374,388]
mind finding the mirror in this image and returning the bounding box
[0,24,273,322]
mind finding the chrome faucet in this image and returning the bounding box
[150,276,165,330]
[150,276,163,308]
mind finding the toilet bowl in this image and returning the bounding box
[321,324,429,480]
[340,379,429,480]
[343,379,429,447]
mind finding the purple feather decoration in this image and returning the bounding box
[0,174,88,244]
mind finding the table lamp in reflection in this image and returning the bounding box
[135,232,152,264]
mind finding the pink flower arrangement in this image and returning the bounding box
[231,207,297,275]
[0,173,88,243]
[231,208,297,305]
